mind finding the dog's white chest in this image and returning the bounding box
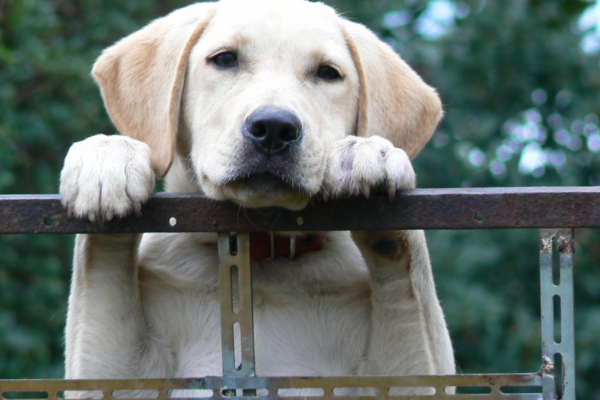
[252,287,371,376]
[141,275,371,378]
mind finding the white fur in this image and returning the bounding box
[60,0,455,396]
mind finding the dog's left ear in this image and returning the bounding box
[342,21,443,158]
[92,4,217,178]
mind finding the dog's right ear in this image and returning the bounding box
[92,4,217,179]
[341,20,442,159]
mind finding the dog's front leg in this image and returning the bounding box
[351,229,455,377]
[61,134,171,379]
[66,233,152,379]
[323,135,455,382]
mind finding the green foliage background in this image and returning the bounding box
[1,0,599,397]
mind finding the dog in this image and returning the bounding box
[60,0,455,394]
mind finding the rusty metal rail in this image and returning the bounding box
[1,187,600,234]
[0,187,590,400]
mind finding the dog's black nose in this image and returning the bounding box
[244,108,302,155]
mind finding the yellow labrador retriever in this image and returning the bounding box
[60,0,455,391]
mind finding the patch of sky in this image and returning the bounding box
[384,0,599,52]
[579,0,600,53]
[416,0,457,40]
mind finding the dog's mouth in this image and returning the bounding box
[222,170,311,196]
[224,172,294,192]
[215,171,312,210]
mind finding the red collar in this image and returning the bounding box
[248,232,323,261]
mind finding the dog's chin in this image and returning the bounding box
[209,173,312,210]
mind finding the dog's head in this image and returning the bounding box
[92,0,442,210]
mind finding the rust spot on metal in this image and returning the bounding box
[541,238,552,253]
[556,239,566,253]
[561,239,575,254]
[541,356,555,376]
[557,239,566,253]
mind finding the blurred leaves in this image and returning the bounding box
[1,0,600,397]
[0,0,191,378]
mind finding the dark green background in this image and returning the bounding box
[1,0,599,398]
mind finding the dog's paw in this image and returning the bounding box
[322,136,415,200]
[60,134,155,222]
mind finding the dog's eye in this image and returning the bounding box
[211,51,238,68]
[317,65,341,81]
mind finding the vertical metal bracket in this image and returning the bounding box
[540,229,576,400]
[218,233,256,378]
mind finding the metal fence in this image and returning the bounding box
[1,186,598,400]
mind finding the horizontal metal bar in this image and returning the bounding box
[1,187,599,234]
[0,374,544,399]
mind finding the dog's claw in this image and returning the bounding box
[88,212,96,223]
[134,202,143,217]
[388,185,396,201]
[105,210,114,222]
[322,192,330,202]
[67,205,74,219]
[361,182,371,199]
